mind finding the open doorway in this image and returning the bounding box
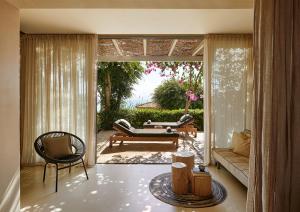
[95,36,204,164]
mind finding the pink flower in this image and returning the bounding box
[189,94,199,101]
[144,66,155,74]
[186,90,199,102]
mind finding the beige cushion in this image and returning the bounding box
[213,148,249,187]
[42,135,73,158]
[232,132,251,157]
[241,130,251,139]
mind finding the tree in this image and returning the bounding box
[153,80,186,109]
[145,62,203,113]
[97,62,143,112]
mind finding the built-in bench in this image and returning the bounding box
[213,148,249,187]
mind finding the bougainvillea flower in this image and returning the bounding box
[189,94,199,101]
[186,90,199,101]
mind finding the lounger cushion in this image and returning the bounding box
[118,119,131,129]
[144,122,179,128]
[114,120,179,137]
[143,115,194,128]
[132,129,179,137]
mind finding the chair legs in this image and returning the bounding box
[216,161,221,169]
[42,162,59,192]
[43,163,47,182]
[43,159,88,192]
[55,163,58,192]
[81,158,89,180]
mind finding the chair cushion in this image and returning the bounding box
[118,119,132,129]
[57,154,82,163]
[42,135,73,159]
[179,114,192,122]
[232,132,250,157]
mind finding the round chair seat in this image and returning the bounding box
[56,154,82,163]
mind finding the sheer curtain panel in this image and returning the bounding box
[21,34,97,166]
[203,34,253,165]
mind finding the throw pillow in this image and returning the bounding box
[179,114,192,122]
[241,129,251,139]
[42,135,73,158]
[118,119,131,129]
[232,132,251,157]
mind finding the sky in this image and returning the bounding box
[97,62,168,111]
[125,70,168,108]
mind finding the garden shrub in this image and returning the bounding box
[153,79,203,110]
[97,108,204,131]
[153,80,186,109]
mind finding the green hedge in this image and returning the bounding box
[97,109,203,131]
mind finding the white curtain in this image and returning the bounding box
[204,34,253,164]
[20,34,97,166]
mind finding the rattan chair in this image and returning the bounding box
[34,131,89,192]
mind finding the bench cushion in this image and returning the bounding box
[213,148,249,187]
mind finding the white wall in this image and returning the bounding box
[0,1,20,211]
[6,0,253,9]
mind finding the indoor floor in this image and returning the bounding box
[21,164,247,212]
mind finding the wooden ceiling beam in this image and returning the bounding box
[168,39,178,56]
[192,40,204,56]
[143,39,147,56]
[112,39,123,56]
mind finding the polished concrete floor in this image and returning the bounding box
[20,165,247,212]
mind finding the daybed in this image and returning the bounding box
[212,131,251,187]
[213,148,249,187]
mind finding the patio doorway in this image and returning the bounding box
[95,36,204,164]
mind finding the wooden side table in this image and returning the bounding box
[172,162,188,194]
[172,151,194,183]
[191,167,212,197]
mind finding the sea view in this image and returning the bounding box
[124,67,169,108]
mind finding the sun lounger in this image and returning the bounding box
[143,114,197,137]
[110,119,180,148]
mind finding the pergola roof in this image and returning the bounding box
[98,36,204,61]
